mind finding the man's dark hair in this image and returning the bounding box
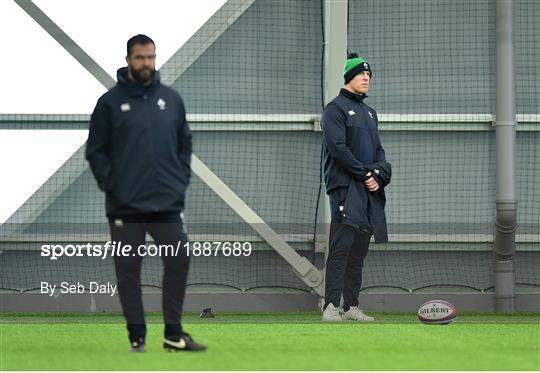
[127,34,155,56]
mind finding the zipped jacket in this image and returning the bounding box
[321,88,386,194]
[86,67,192,216]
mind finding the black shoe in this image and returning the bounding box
[163,333,207,352]
[130,338,146,353]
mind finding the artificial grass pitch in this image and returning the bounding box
[1,312,538,370]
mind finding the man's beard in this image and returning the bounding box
[131,67,155,86]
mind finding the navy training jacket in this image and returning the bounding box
[321,88,386,194]
[86,67,192,217]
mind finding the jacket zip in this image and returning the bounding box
[143,93,158,212]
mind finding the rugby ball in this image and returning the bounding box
[417,300,457,325]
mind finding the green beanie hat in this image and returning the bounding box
[344,52,372,84]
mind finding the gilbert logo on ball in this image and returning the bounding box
[417,300,457,325]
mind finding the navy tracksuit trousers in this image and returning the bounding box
[324,188,371,310]
[108,211,190,342]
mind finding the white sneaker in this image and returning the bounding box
[343,307,375,321]
[322,303,343,321]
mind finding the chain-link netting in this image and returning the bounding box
[0,0,538,296]
[347,0,539,290]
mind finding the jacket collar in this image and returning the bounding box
[340,88,367,102]
[117,66,160,97]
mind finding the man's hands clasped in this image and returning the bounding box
[364,172,380,192]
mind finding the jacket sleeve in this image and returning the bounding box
[373,112,386,163]
[373,171,389,189]
[322,103,369,181]
[85,97,112,193]
[176,98,192,184]
[365,161,392,189]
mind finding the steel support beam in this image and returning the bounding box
[14,0,115,89]
[319,0,348,301]
[494,0,517,312]
[159,0,255,85]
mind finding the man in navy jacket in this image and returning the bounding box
[86,34,205,352]
[321,53,389,321]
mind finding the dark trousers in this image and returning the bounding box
[108,211,190,342]
[324,188,371,310]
